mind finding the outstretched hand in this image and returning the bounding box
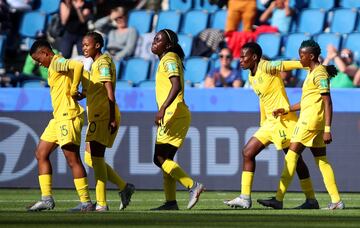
[272,108,286,118]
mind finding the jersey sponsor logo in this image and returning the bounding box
[100,67,110,77]
[166,62,177,73]
[0,117,38,182]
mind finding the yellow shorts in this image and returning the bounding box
[156,114,191,148]
[86,113,121,148]
[254,118,296,150]
[41,116,84,147]
[290,124,325,148]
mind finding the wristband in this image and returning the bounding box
[324,126,331,133]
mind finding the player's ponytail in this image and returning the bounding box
[161,29,185,69]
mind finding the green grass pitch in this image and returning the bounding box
[1,189,360,227]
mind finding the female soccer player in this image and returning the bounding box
[258,40,344,210]
[225,42,319,209]
[27,40,93,212]
[150,29,205,210]
[81,32,134,211]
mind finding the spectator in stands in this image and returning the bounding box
[323,44,360,88]
[94,6,137,62]
[204,47,243,88]
[135,0,162,12]
[259,0,295,33]
[59,0,93,58]
[225,0,257,32]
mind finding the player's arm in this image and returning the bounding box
[259,60,304,76]
[67,59,84,97]
[104,81,117,134]
[322,93,332,144]
[155,76,181,126]
[273,103,300,118]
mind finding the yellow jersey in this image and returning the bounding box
[48,54,84,120]
[86,54,119,121]
[248,59,302,125]
[155,52,189,122]
[298,65,330,130]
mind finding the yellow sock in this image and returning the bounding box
[39,174,52,197]
[315,156,341,203]
[92,156,107,207]
[74,177,91,203]
[85,151,126,191]
[163,171,176,201]
[162,159,194,189]
[300,177,316,200]
[276,150,299,201]
[241,171,254,196]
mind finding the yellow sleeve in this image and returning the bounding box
[163,58,180,78]
[258,60,305,75]
[259,100,266,126]
[98,59,112,82]
[314,71,330,94]
[281,61,305,71]
[67,59,84,96]
[81,70,90,96]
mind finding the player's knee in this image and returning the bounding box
[242,146,253,161]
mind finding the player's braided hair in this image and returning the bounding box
[30,39,52,55]
[242,42,262,60]
[160,29,185,66]
[300,39,321,58]
[86,31,104,49]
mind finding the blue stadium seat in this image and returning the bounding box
[38,0,60,14]
[22,79,46,88]
[128,10,154,34]
[184,57,209,86]
[241,69,250,82]
[339,0,360,8]
[283,33,311,60]
[210,9,227,30]
[178,34,193,58]
[116,80,134,88]
[308,0,335,10]
[296,69,308,85]
[181,10,209,36]
[150,59,159,80]
[121,58,151,86]
[343,33,360,63]
[155,10,182,33]
[194,0,218,13]
[330,8,357,34]
[257,33,281,59]
[296,9,326,35]
[19,11,46,38]
[315,33,342,59]
[169,0,192,12]
[138,80,155,88]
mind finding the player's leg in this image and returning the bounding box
[283,148,319,209]
[311,147,344,210]
[27,140,57,211]
[225,137,264,209]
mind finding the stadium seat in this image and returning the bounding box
[296,9,326,35]
[116,80,134,88]
[181,10,209,36]
[283,33,311,60]
[169,0,192,12]
[138,80,155,88]
[343,33,360,63]
[241,69,250,82]
[22,79,46,88]
[210,9,227,30]
[339,0,360,8]
[257,33,281,59]
[178,34,193,58]
[38,0,60,14]
[120,58,151,86]
[308,0,335,10]
[150,59,159,80]
[193,0,218,13]
[128,10,154,34]
[330,8,357,34]
[184,57,209,86]
[315,33,342,59]
[155,10,182,33]
[296,69,308,83]
[19,11,47,38]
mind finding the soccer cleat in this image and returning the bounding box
[27,197,55,212]
[224,195,252,209]
[257,197,283,209]
[119,183,135,210]
[324,201,345,210]
[294,199,320,209]
[68,202,95,212]
[187,182,205,209]
[95,204,109,212]
[150,201,179,210]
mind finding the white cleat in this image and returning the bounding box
[187,182,205,209]
[27,197,55,212]
[224,195,252,209]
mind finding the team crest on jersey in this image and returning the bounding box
[57,57,66,63]
[320,78,329,89]
[166,62,177,73]
[100,67,110,77]
[270,61,281,67]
